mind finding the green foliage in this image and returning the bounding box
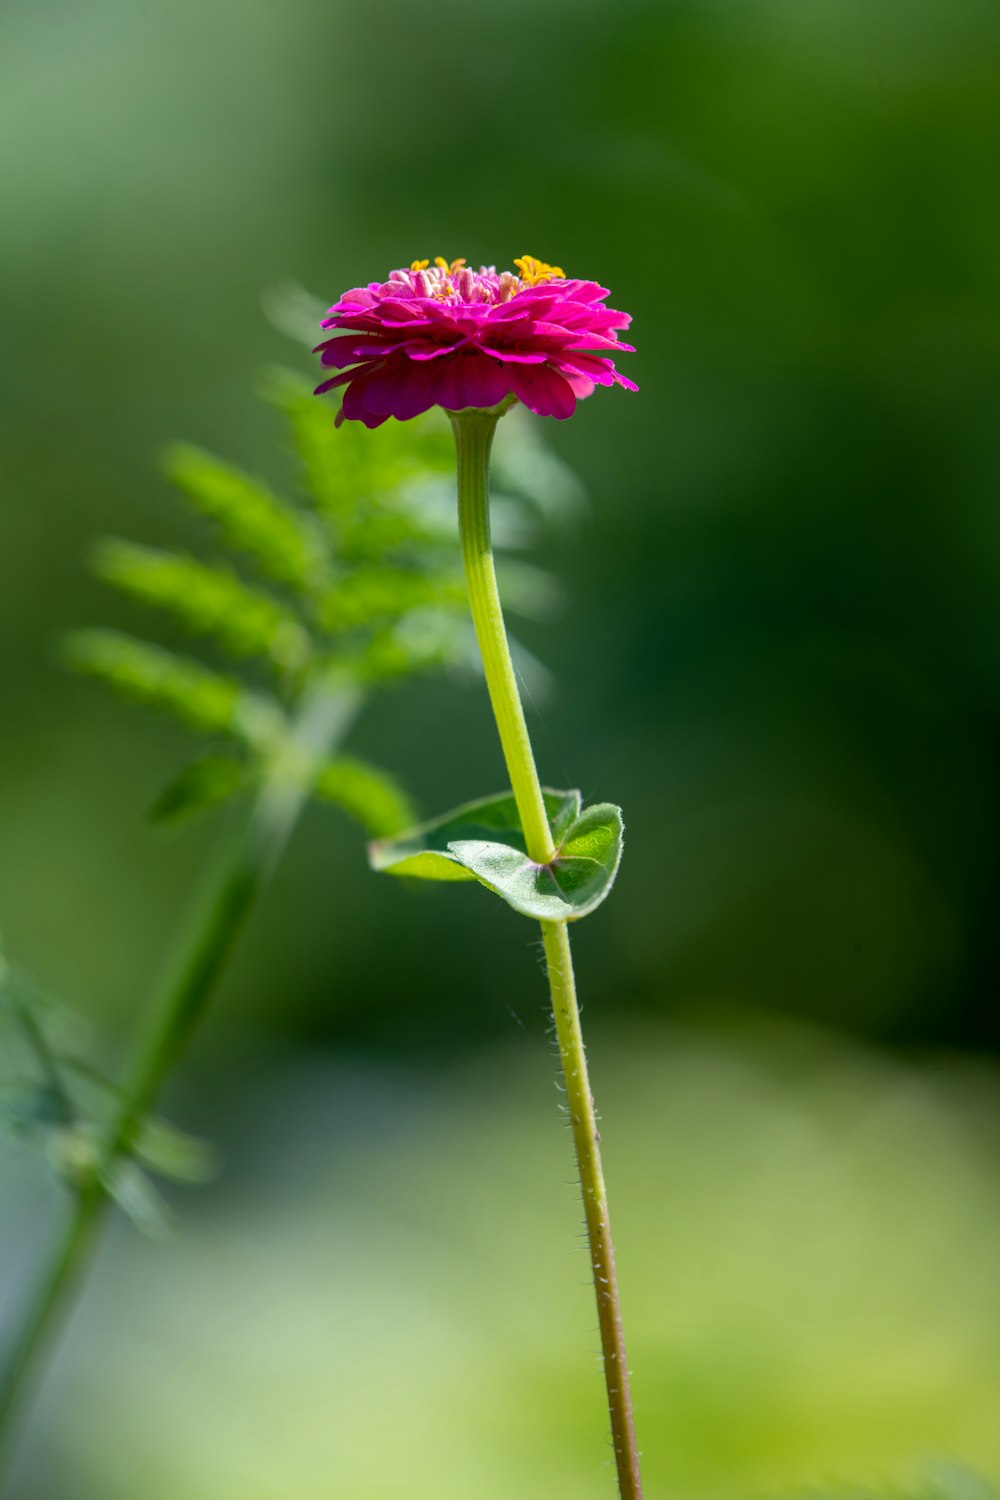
[94,539,311,671]
[65,629,248,734]
[369,789,624,921]
[146,754,249,825]
[261,366,455,550]
[70,366,577,835]
[314,756,415,838]
[0,944,215,1237]
[163,442,326,594]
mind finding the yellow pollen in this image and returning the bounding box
[513,254,566,287]
[410,259,430,271]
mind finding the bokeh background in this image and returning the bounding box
[2,0,1000,1495]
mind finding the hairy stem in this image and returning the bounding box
[0,686,357,1479]
[451,410,643,1500]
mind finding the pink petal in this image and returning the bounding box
[361,358,441,420]
[555,351,618,387]
[341,375,393,428]
[404,338,470,361]
[476,345,550,364]
[509,364,577,420]
[315,362,380,396]
[563,372,596,398]
[432,351,511,411]
[317,335,406,367]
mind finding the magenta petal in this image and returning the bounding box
[341,376,392,427]
[433,351,512,412]
[509,364,577,420]
[318,335,406,367]
[362,359,440,419]
[405,338,469,361]
[476,345,550,364]
[555,352,618,387]
[563,372,596,398]
[369,298,428,323]
[558,280,610,303]
[315,363,378,395]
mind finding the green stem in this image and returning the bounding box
[0,685,357,1479]
[451,410,643,1500]
[452,411,555,865]
[540,919,642,1499]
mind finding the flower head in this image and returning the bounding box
[314,255,637,428]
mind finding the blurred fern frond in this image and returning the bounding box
[0,944,214,1238]
[70,346,583,835]
[93,540,312,671]
[163,442,327,594]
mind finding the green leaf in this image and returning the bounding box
[148,754,248,825]
[491,404,587,529]
[102,1160,175,1240]
[46,1122,175,1237]
[494,559,566,622]
[336,611,469,684]
[163,443,326,593]
[94,539,312,670]
[63,630,285,747]
[368,789,624,921]
[314,756,416,838]
[316,565,465,634]
[55,1061,218,1186]
[132,1114,219,1185]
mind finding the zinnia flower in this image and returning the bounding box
[314,255,637,428]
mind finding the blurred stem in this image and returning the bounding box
[0,685,358,1481]
[451,410,643,1500]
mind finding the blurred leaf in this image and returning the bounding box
[63,630,285,746]
[316,565,465,634]
[494,559,566,621]
[491,404,587,529]
[336,615,462,685]
[0,1080,68,1140]
[46,1122,101,1187]
[262,367,455,551]
[261,280,329,348]
[94,539,312,670]
[132,1114,219,1185]
[101,1159,175,1240]
[148,753,248,825]
[163,443,326,594]
[315,756,416,838]
[56,1060,218,1186]
[369,788,624,920]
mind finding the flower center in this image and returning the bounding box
[401,254,567,304]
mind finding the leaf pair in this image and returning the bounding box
[369,789,624,922]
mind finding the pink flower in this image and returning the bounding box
[314,255,637,428]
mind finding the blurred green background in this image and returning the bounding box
[2,0,1000,1494]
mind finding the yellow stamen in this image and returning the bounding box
[430,256,468,275]
[513,254,566,287]
[410,259,429,271]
